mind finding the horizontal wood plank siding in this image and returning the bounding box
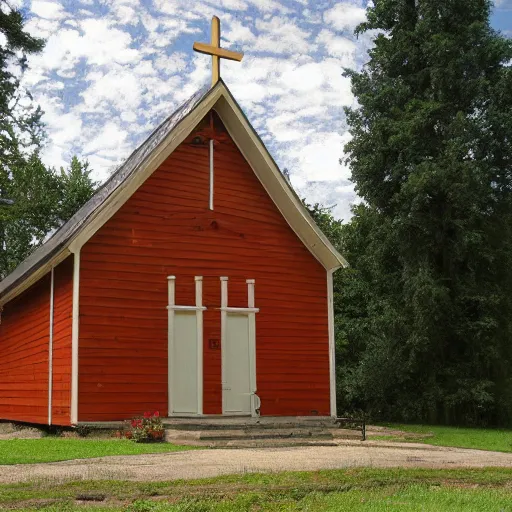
[0,275,50,423]
[79,114,329,421]
[51,258,73,425]
[0,258,73,426]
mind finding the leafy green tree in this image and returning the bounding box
[1,154,61,275]
[0,2,45,153]
[0,4,97,278]
[0,155,97,278]
[0,1,46,277]
[58,156,98,222]
[340,0,512,425]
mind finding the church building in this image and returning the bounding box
[0,18,347,426]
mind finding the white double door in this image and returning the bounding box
[168,277,257,417]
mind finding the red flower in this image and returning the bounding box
[131,419,138,428]
[153,411,160,418]
[143,411,151,419]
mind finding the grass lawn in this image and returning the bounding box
[376,423,512,453]
[1,468,512,511]
[0,438,194,465]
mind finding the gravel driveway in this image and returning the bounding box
[1,441,512,483]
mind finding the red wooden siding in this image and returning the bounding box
[51,257,73,425]
[0,258,73,426]
[78,112,330,421]
[0,274,51,424]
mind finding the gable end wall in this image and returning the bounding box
[78,117,331,421]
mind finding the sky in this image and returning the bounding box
[12,0,512,221]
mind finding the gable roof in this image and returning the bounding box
[0,80,347,305]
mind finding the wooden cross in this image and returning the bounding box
[193,16,244,87]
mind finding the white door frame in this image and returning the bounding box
[220,277,259,417]
[167,276,206,417]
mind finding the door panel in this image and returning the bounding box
[224,313,251,414]
[172,311,198,414]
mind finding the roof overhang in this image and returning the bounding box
[0,80,347,306]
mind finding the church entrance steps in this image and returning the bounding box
[163,416,335,430]
[165,427,333,441]
[166,437,339,448]
[162,417,363,447]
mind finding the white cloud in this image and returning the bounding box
[80,68,142,113]
[25,0,376,220]
[324,2,367,33]
[83,121,128,155]
[204,0,248,10]
[154,52,188,75]
[25,16,61,38]
[223,20,256,44]
[316,29,357,67]
[30,0,65,20]
[294,132,352,183]
[79,19,139,66]
[245,0,291,13]
[254,16,313,54]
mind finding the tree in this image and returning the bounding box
[0,155,97,278]
[58,156,98,222]
[340,0,512,425]
[0,1,45,168]
[0,1,46,277]
[0,154,61,276]
[0,4,97,278]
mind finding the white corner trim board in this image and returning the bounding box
[327,268,338,418]
[71,250,80,425]
[48,267,55,425]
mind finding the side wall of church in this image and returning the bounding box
[78,114,331,421]
[0,258,73,425]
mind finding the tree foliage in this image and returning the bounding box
[0,3,97,279]
[335,0,512,425]
[0,0,45,163]
[0,156,97,278]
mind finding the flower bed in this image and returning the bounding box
[120,411,165,443]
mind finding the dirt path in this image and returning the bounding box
[1,441,512,483]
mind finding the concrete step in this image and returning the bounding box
[206,428,333,441]
[163,417,337,431]
[167,437,340,449]
[165,426,364,448]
